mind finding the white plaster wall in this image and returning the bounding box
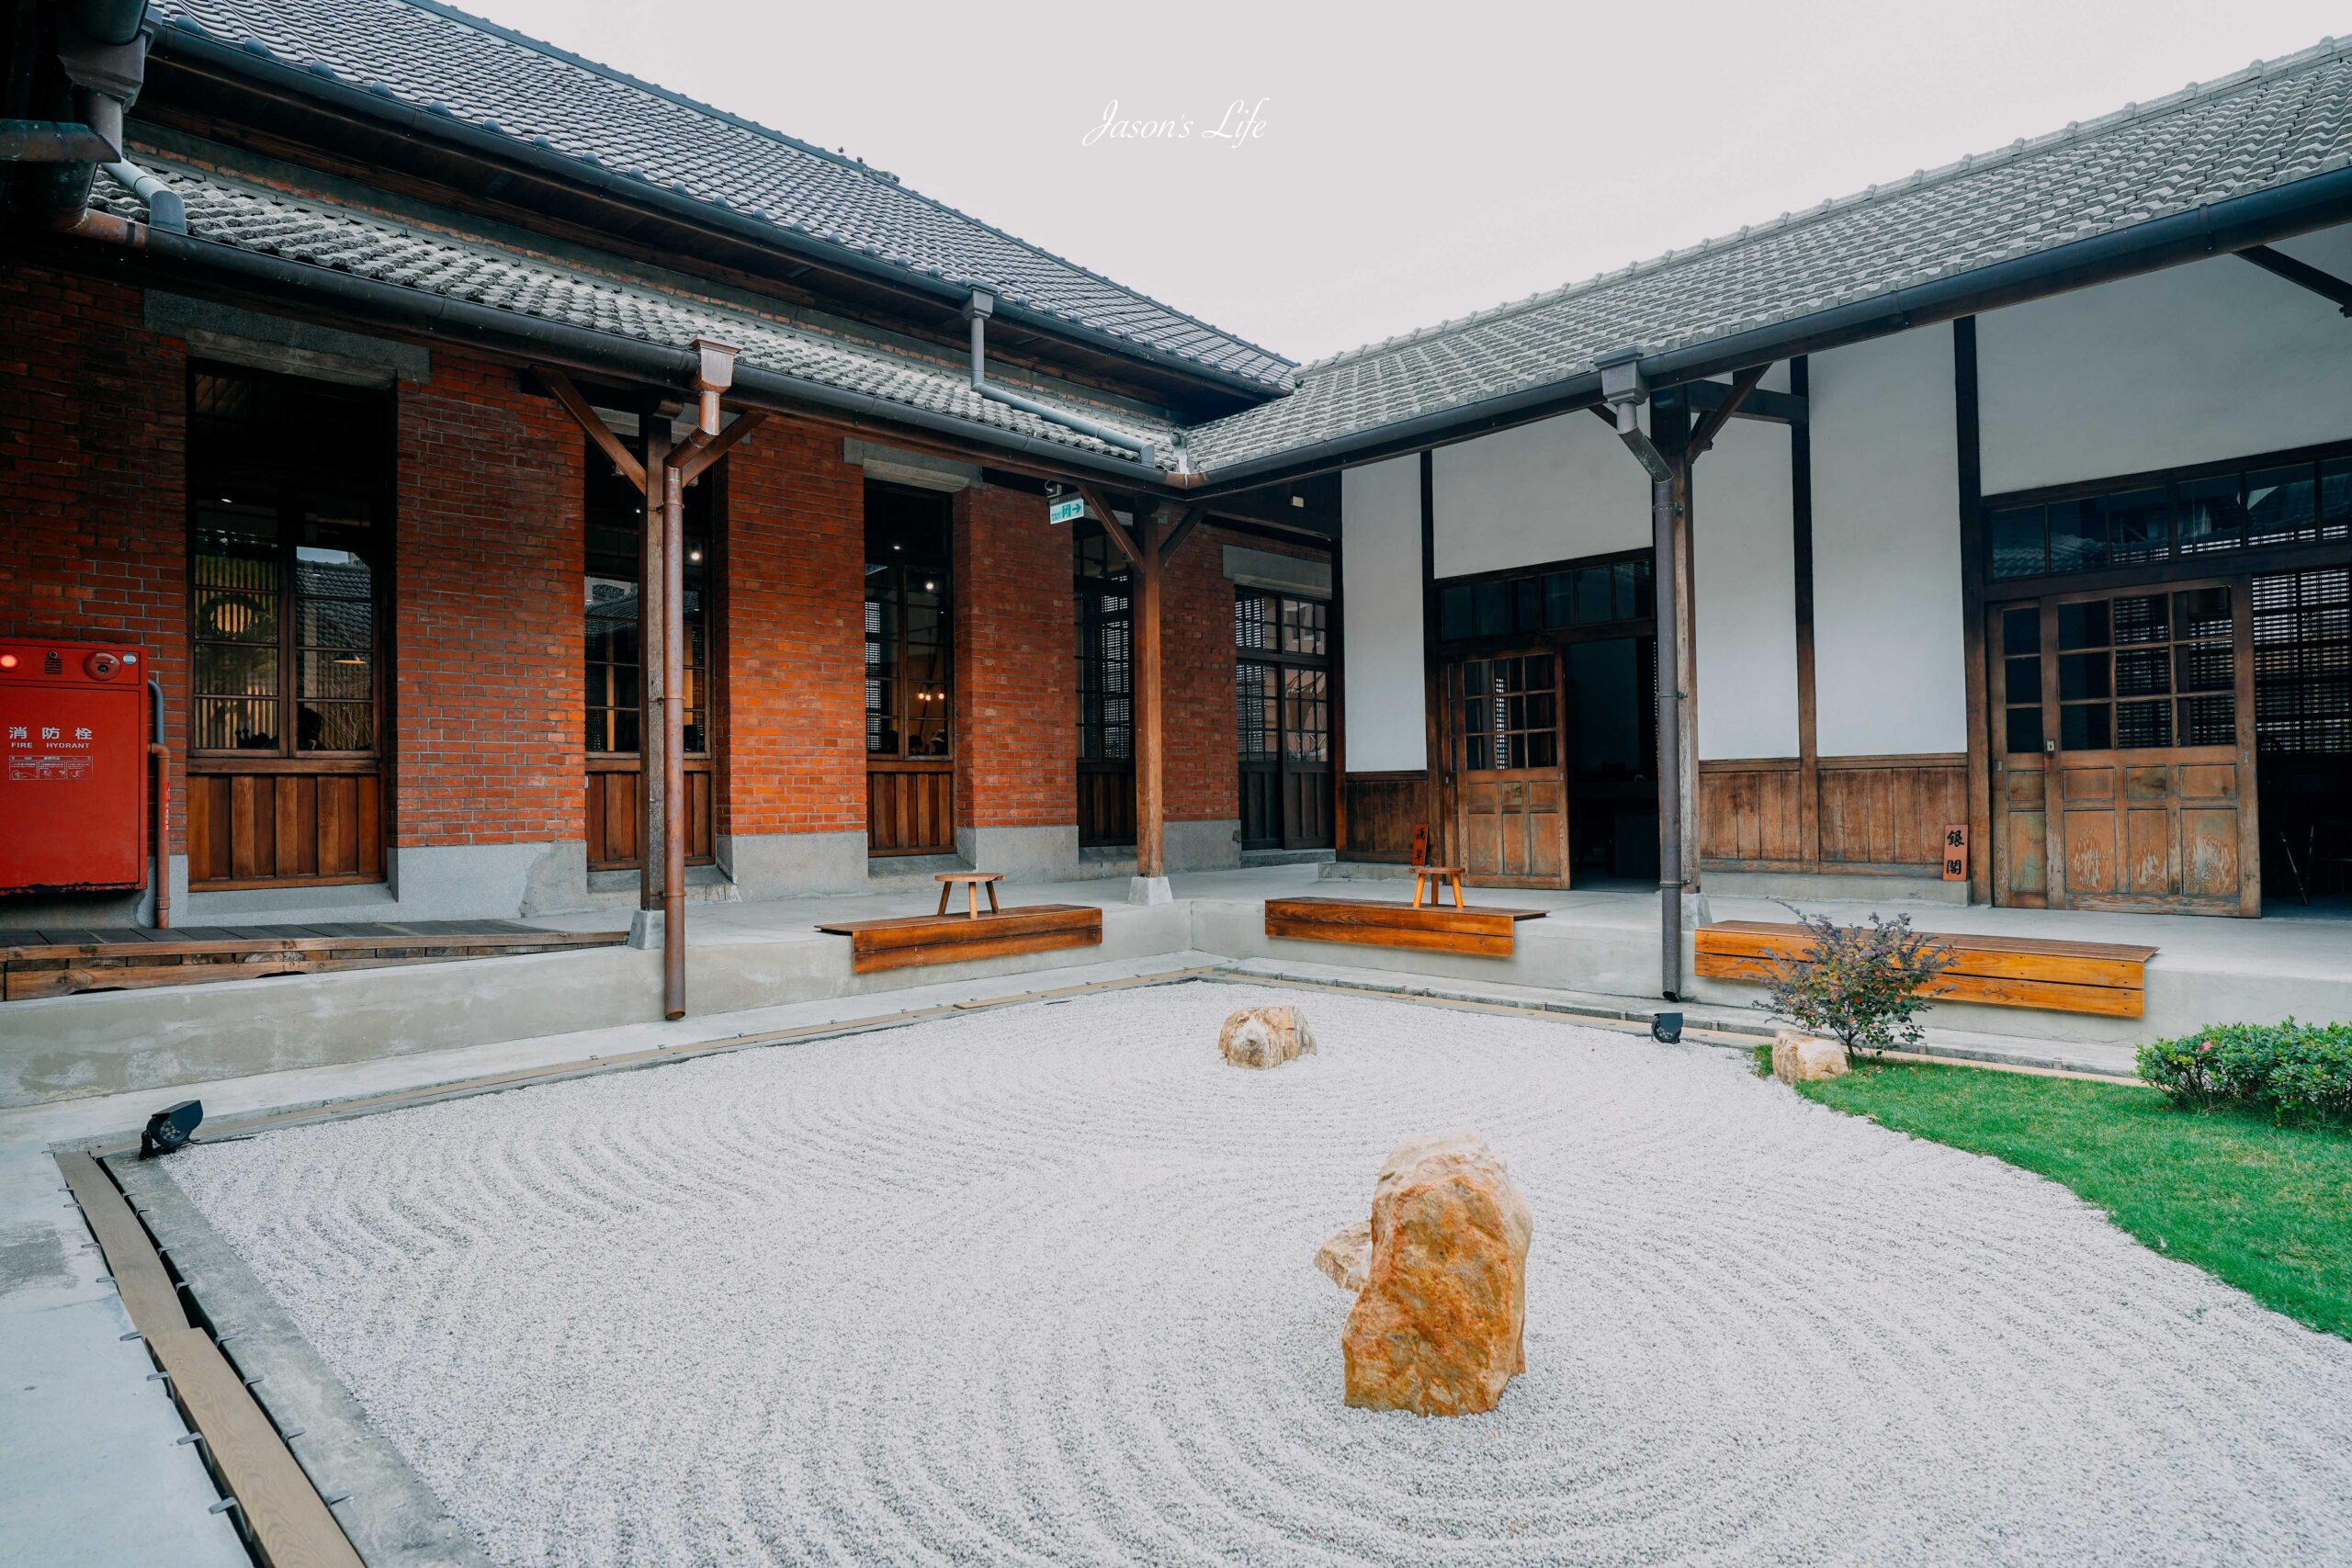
[1431,412,1651,576]
[1809,328,1967,756]
[1692,416,1799,760]
[1340,456,1426,771]
[1979,224,2352,493]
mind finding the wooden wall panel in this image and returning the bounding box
[1698,755,1965,874]
[1077,761,1136,848]
[586,762,714,870]
[187,769,384,889]
[867,761,954,856]
[1340,771,1430,863]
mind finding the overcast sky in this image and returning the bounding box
[466,0,2344,367]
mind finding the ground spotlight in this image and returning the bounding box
[1650,1012,1683,1044]
[140,1100,203,1159]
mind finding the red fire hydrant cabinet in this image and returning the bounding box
[0,640,150,895]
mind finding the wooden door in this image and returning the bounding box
[1990,582,2258,915]
[1447,652,1567,887]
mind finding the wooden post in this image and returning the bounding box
[639,407,671,918]
[1649,396,1692,999]
[1134,507,1166,880]
[1790,355,1821,866]
[660,457,686,1018]
[1953,317,1994,908]
[1328,528,1347,856]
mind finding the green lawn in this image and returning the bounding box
[1765,1051,2352,1339]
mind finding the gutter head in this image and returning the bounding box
[1594,344,1649,407]
[961,288,996,323]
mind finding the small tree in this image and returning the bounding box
[1756,905,1956,1058]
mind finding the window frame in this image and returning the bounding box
[865,480,955,762]
[186,361,394,763]
[1433,547,1657,652]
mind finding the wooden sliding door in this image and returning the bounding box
[1990,581,2257,915]
[1446,651,1567,888]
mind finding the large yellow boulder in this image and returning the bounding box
[1340,1131,1532,1416]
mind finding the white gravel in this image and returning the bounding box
[167,982,2352,1567]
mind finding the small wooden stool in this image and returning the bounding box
[935,872,1002,918]
[1411,865,1467,909]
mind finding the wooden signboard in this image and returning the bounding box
[1409,824,1430,867]
[1941,823,1970,884]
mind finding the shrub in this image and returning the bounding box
[1753,907,1956,1057]
[2137,1020,2352,1124]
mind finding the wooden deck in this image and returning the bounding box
[1694,920,2160,1018]
[816,905,1103,974]
[2,921,628,1000]
[1262,897,1549,958]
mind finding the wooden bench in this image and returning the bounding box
[1263,897,1547,959]
[1693,920,2159,1018]
[816,905,1102,974]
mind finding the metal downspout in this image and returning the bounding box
[962,290,1158,464]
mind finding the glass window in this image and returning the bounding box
[1235,660,1276,761]
[2041,587,2234,753]
[2109,488,2170,564]
[867,483,952,759]
[2046,498,2109,573]
[188,366,387,757]
[1456,653,1556,771]
[2178,474,2245,555]
[1440,583,1474,641]
[2246,464,2316,546]
[1283,667,1329,762]
[2322,459,2352,544]
[1473,580,1511,637]
[1076,525,1131,763]
[1542,571,1575,628]
[1989,506,2044,579]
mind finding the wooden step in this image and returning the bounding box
[1693,920,2158,1018]
[3,923,628,1000]
[817,904,1102,973]
[1263,897,1548,958]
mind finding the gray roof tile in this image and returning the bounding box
[1185,37,2352,471]
[147,0,1295,390]
[100,160,1178,466]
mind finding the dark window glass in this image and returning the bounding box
[2110,593,2167,645]
[586,446,712,755]
[2002,606,2040,657]
[1235,660,1276,761]
[1989,506,2044,578]
[2004,655,2041,702]
[2246,465,2316,546]
[1630,558,1657,619]
[1283,667,1329,762]
[2116,700,2173,749]
[2252,568,2352,755]
[1075,527,1130,763]
[2047,498,2109,573]
[2005,705,2044,755]
[1281,597,1328,656]
[2178,474,2245,555]
[1542,572,1575,628]
[1440,584,1474,641]
[2114,648,2169,698]
[2175,586,2233,641]
[1513,577,1542,635]
[2061,703,2110,750]
[2057,600,2109,652]
[2321,459,2352,543]
[1575,567,1613,624]
[2109,488,2171,564]
[2181,694,2235,746]
[1474,580,1510,637]
[1235,592,1275,651]
[2059,651,2110,702]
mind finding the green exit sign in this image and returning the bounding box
[1047,496,1087,525]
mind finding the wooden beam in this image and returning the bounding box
[1073,483,1147,572]
[1682,378,1808,426]
[2237,243,2352,315]
[542,367,646,491]
[1685,365,1770,460]
[1157,504,1206,567]
[675,409,768,485]
[58,1152,187,1333]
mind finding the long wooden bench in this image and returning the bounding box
[1263,897,1547,959]
[816,904,1102,974]
[1693,920,2159,1018]
[3,921,628,1000]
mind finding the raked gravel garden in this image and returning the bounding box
[165,981,2352,1567]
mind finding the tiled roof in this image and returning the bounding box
[1185,36,2352,472]
[96,159,1178,466]
[144,0,1295,391]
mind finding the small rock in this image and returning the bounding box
[1341,1131,1532,1416]
[1772,1029,1849,1084]
[1315,1220,1371,1292]
[1218,1005,1317,1069]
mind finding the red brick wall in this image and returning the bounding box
[0,267,188,848]
[391,351,581,848]
[953,480,1073,829]
[718,423,865,839]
